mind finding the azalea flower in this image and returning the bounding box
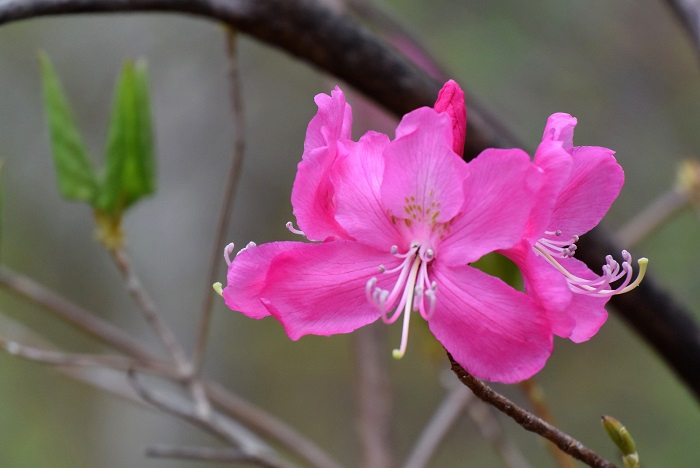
[500,113,647,343]
[223,81,556,383]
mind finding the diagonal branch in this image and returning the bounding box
[448,354,616,468]
[664,0,700,61]
[0,0,698,401]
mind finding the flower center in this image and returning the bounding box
[365,241,437,359]
[533,230,648,296]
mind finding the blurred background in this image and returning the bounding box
[0,0,698,466]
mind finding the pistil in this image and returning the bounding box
[366,242,437,359]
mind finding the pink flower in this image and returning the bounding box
[224,81,553,383]
[501,113,647,342]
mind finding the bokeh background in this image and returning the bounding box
[1,0,699,466]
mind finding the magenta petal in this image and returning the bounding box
[429,262,553,383]
[542,113,577,151]
[303,87,352,152]
[433,80,466,156]
[526,140,573,242]
[382,108,467,227]
[291,87,353,241]
[332,132,401,251]
[223,241,299,319]
[439,148,542,264]
[261,241,400,340]
[549,145,623,237]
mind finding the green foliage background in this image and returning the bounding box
[0,1,699,466]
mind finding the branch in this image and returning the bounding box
[110,248,189,371]
[0,265,156,363]
[448,354,616,468]
[0,266,342,468]
[127,370,291,468]
[0,0,698,399]
[664,0,700,61]
[353,324,394,468]
[146,444,271,464]
[193,27,247,375]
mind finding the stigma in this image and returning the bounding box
[533,231,648,296]
[365,242,437,359]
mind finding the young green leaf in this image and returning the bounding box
[39,52,98,202]
[98,59,156,216]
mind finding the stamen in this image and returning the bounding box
[536,233,580,259]
[533,243,648,296]
[212,282,223,297]
[286,221,305,236]
[224,243,235,266]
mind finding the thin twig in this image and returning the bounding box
[147,444,269,464]
[0,265,155,362]
[616,189,689,247]
[111,248,213,418]
[404,380,530,468]
[463,386,532,468]
[204,381,344,468]
[353,324,394,468]
[127,370,290,468]
[110,248,189,372]
[193,27,247,375]
[519,379,574,468]
[403,384,470,468]
[0,335,169,374]
[448,354,616,468]
[0,265,341,468]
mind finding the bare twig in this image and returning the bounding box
[353,324,393,468]
[403,384,470,468]
[147,444,269,464]
[127,370,290,468]
[519,379,573,468]
[0,266,340,468]
[0,265,155,362]
[448,354,616,468]
[204,381,344,468]
[405,380,529,468]
[110,248,189,372]
[616,189,689,247]
[0,336,157,373]
[463,387,532,468]
[193,27,247,375]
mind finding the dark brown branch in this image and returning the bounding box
[0,0,698,401]
[448,354,616,468]
[576,228,700,400]
[664,0,700,61]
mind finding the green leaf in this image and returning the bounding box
[97,59,156,215]
[39,52,98,202]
